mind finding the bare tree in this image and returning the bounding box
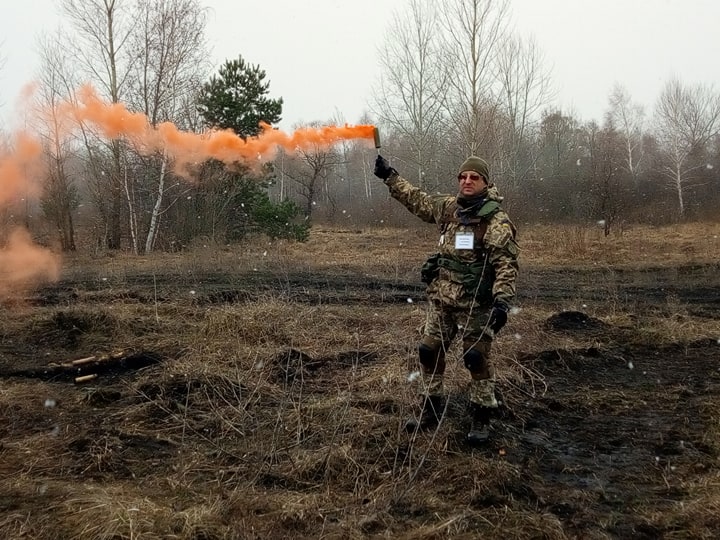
[585,121,625,235]
[283,141,343,223]
[125,0,209,253]
[319,110,360,213]
[606,84,645,187]
[439,0,510,158]
[62,0,133,249]
[372,0,449,189]
[285,148,337,220]
[526,109,586,221]
[35,34,79,251]
[654,78,720,218]
[495,34,553,188]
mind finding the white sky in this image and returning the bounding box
[0,0,717,130]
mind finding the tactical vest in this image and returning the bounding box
[421,199,501,299]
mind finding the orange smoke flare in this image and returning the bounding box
[68,85,377,174]
[0,84,376,298]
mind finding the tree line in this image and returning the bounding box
[2,0,720,254]
[361,0,720,234]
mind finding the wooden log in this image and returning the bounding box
[74,374,98,384]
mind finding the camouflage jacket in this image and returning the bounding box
[385,172,519,308]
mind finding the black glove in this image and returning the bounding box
[488,300,509,334]
[373,155,396,180]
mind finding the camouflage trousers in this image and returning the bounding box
[416,300,498,408]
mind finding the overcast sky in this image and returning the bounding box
[0,0,717,131]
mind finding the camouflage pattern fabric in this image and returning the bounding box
[385,173,518,308]
[420,371,444,397]
[422,301,497,405]
[423,300,495,346]
[469,378,498,408]
[385,171,517,408]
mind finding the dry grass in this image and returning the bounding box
[1,222,719,539]
[519,221,720,266]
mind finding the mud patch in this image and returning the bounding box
[545,310,608,332]
[494,338,720,536]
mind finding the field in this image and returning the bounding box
[1,222,720,539]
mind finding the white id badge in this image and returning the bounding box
[455,231,474,250]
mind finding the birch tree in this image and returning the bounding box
[126,0,209,253]
[606,84,645,187]
[654,78,720,218]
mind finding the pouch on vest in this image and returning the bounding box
[437,255,494,304]
[421,253,441,284]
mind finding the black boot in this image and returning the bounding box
[466,404,494,445]
[405,395,443,432]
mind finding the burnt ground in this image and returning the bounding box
[1,259,719,539]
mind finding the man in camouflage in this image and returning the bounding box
[374,154,519,444]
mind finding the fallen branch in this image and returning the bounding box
[4,349,165,383]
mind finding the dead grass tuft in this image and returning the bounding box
[1,222,719,538]
[520,221,720,267]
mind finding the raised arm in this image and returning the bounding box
[374,155,448,224]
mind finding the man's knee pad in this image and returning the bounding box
[418,337,442,370]
[462,341,492,377]
[463,347,485,372]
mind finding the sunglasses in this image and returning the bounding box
[458,173,483,181]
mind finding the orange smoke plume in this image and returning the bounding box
[0,133,44,205]
[67,85,376,173]
[0,132,61,300]
[0,228,62,300]
[0,84,376,298]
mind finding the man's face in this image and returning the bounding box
[458,171,488,197]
